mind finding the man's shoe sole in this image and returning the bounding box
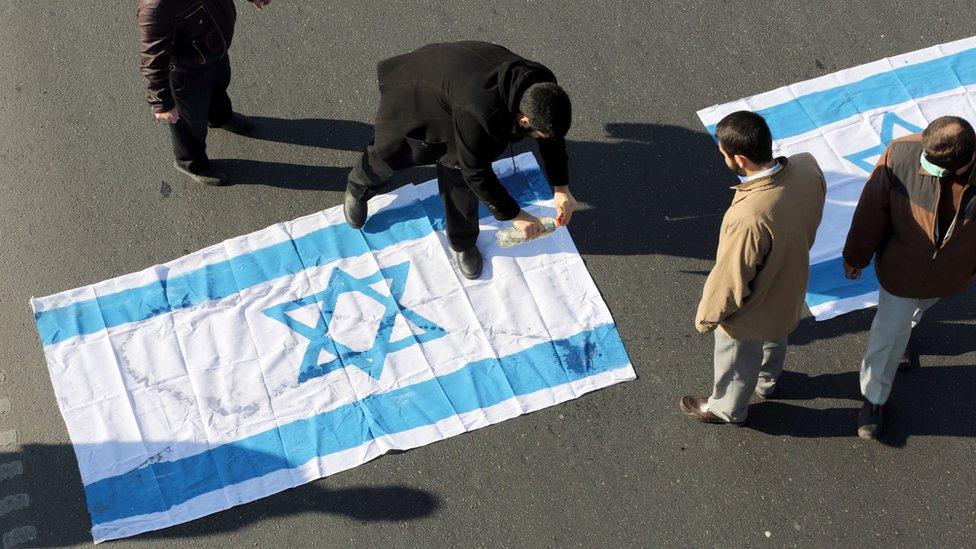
[172,162,227,186]
[857,425,881,440]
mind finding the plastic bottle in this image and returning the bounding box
[496,216,559,248]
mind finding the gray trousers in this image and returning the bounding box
[707,328,788,423]
[860,287,938,405]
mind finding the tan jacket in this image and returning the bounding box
[696,153,826,341]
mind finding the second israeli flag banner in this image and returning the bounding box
[31,153,635,542]
[698,36,976,320]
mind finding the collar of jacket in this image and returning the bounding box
[915,163,976,187]
[730,156,790,199]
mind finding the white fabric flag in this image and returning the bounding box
[698,36,976,320]
[31,153,635,542]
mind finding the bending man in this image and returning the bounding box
[344,41,577,279]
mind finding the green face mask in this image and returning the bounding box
[920,153,948,177]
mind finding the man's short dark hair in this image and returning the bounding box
[519,82,572,137]
[715,111,774,164]
[922,116,976,171]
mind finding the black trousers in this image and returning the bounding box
[167,55,233,174]
[435,162,480,252]
[348,150,480,252]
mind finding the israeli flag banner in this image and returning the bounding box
[31,153,635,542]
[698,36,976,320]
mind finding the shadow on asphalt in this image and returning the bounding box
[213,118,732,261]
[789,285,976,354]
[246,117,374,152]
[215,158,349,190]
[564,122,729,258]
[8,443,439,546]
[746,363,976,448]
[757,292,976,448]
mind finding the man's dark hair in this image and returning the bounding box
[922,116,976,171]
[519,82,572,137]
[715,111,774,164]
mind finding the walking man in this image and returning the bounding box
[843,116,976,440]
[137,0,270,186]
[681,111,826,426]
[343,41,577,280]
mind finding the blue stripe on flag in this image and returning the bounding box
[83,323,630,526]
[705,46,976,139]
[34,154,551,346]
[806,257,880,308]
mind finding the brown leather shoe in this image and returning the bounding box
[679,395,744,426]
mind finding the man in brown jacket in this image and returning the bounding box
[843,116,976,440]
[681,111,826,426]
[138,0,270,186]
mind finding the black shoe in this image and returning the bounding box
[455,247,483,280]
[343,190,368,229]
[898,342,921,370]
[172,161,227,186]
[857,401,885,440]
[210,112,254,135]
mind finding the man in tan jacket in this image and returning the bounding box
[681,111,826,426]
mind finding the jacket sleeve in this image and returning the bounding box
[454,109,521,221]
[695,219,770,333]
[842,146,893,269]
[137,2,175,114]
[537,136,569,188]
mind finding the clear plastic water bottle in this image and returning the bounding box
[496,216,559,248]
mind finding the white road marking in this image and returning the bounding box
[1,526,35,549]
[0,494,28,517]
[0,462,22,483]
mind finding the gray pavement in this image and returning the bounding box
[1,1,975,546]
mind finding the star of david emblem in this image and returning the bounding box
[844,112,923,173]
[263,262,446,382]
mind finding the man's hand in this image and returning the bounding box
[844,262,862,280]
[512,210,545,240]
[154,108,180,124]
[252,0,271,9]
[695,320,716,334]
[553,185,577,226]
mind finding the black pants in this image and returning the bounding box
[168,55,233,174]
[348,150,480,252]
[435,162,480,252]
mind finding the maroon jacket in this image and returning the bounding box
[137,0,252,113]
[843,135,976,298]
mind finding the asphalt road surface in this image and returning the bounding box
[1,1,975,547]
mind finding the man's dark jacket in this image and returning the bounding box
[843,135,976,298]
[138,0,250,113]
[371,41,570,220]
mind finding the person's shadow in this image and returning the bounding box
[744,362,976,447]
[11,443,439,546]
[211,117,371,190]
[246,117,374,152]
[538,122,731,259]
[215,117,439,191]
[214,117,733,250]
